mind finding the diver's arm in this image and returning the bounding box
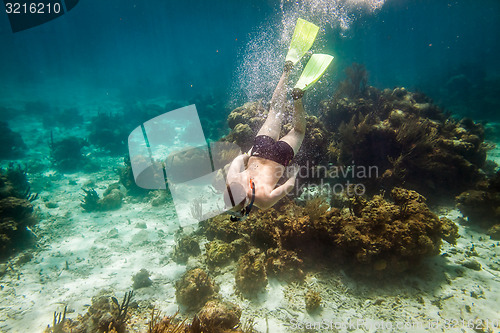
[268,172,298,205]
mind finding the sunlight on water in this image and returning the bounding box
[231,0,385,106]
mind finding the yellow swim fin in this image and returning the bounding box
[294,54,333,91]
[285,18,320,65]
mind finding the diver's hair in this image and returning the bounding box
[223,182,246,209]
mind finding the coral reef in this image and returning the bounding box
[456,170,500,228]
[203,187,458,276]
[0,165,37,260]
[132,268,153,289]
[0,121,26,159]
[265,248,304,282]
[172,235,201,264]
[175,268,218,311]
[318,76,488,199]
[235,248,267,296]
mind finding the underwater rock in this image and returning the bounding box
[201,214,243,242]
[439,217,460,245]
[227,101,266,132]
[175,268,218,311]
[172,235,201,264]
[461,259,482,271]
[456,170,500,228]
[223,101,263,152]
[15,252,33,265]
[305,289,322,313]
[0,121,26,159]
[197,300,242,331]
[235,248,267,297]
[132,268,153,289]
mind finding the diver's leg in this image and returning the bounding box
[256,62,293,140]
[279,97,306,155]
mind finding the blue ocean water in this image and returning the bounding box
[1,0,499,126]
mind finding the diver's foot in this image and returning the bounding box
[291,88,304,100]
[284,60,294,72]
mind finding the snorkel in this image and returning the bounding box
[229,179,255,222]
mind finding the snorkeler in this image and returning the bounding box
[224,19,333,221]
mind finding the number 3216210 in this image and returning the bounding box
[5,2,62,14]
